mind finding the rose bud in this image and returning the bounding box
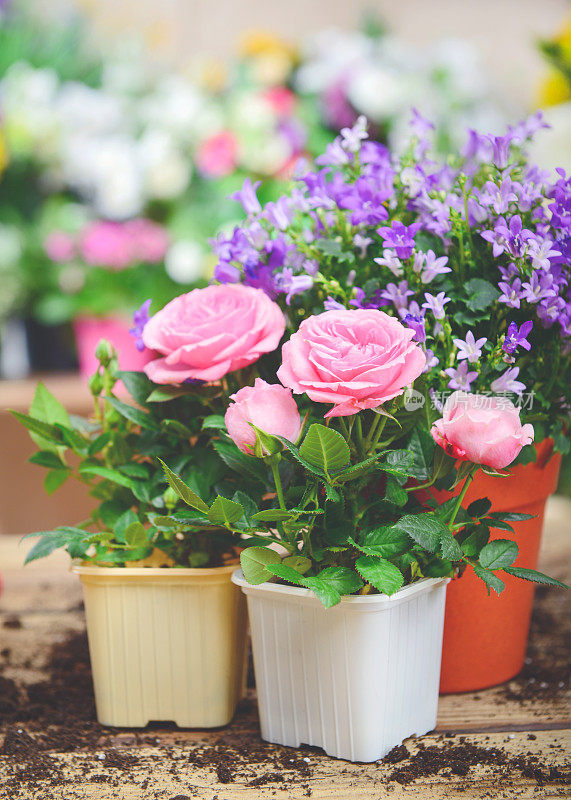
[431,391,534,470]
[225,378,302,455]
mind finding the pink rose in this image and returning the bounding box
[277,309,426,418]
[196,131,239,178]
[225,378,302,454]
[79,221,133,270]
[431,391,534,469]
[142,284,285,384]
[44,231,76,262]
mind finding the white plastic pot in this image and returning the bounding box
[233,569,449,762]
[74,564,248,728]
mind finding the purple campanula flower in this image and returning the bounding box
[377,221,422,260]
[130,299,151,352]
[491,367,525,394]
[229,178,261,216]
[453,331,487,363]
[324,296,345,311]
[315,138,351,167]
[527,237,561,270]
[537,295,566,327]
[480,178,518,215]
[273,269,313,305]
[340,115,368,152]
[403,310,426,343]
[495,215,535,258]
[424,350,439,373]
[521,272,557,304]
[374,248,403,277]
[422,291,451,320]
[380,280,414,312]
[419,250,451,284]
[337,178,389,226]
[502,321,533,355]
[350,287,382,310]
[263,197,294,231]
[488,133,515,169]
[498,278,523,309]
[214,262,241,283]
[353,233,372,257]
[462,129,492,162]
[445,362,478,391]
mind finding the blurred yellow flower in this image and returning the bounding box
[239,30,298,86]
[537,15,571,106]
[538,69,570,107]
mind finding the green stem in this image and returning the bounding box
[270,457,286,511]
[448,470,476,529]
[354,416,366,460]
[367,412,389,454]
[364,413,381,450]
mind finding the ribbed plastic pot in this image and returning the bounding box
[73,316,152,378]
[425,439,562,694]
[233,569,449,762]
[73,564,248,728]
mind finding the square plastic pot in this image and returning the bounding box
[233,569,449,762]
[73,564,248,728]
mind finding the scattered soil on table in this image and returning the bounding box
[0,587,569,797]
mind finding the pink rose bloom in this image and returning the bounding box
[44,231,76,262]
[196,131,239,178]
[142,284,285,384]
[79,221,133,270]
[124,219,169,263]
[225,378,302,455]
[431,391,534,469]
[277,309,426,418]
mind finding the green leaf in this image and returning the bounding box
[314,566,363,596]
[44,469,69,494]
[439,527,463,561]
[104,395,159,431]
[380,449,416,478]
[356,556,404,595]
[24,527,87,564]
[208,495,244,526]
[56,425,89,452]
[406,428,436,481]
[299,424,350,475]
[483,518,514,533]
[467,498,492,518]
[266,562,307,586]
[28,451,65,469]
[240,547,281,584]
[214,439,268,484]
[503,567,568,588]
[357,527,411,558]
[157,459,210,513]
[479,539,518,570]
[124,522,148,547]
[116,371,153,404]
[385,477,407,507]
[160,419,193,438]
[465,278,500,311]
[472,562,505,595]
[460,526,490,557]
[9,411,63,444]
[282,555,312,575]
[202,414,227,431]
[146,386,189,403]
[30,382,70,426]
[332,454,381,484]
[488,511,535,522]
[392,513,447,553]
[79,464,136,490]
[324,483,341,502]
[87,432,111,456]
[251,509,294,522]
[114,509,138,543]
[276,436,327,478]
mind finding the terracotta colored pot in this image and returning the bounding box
[426,439,561,694]
[73,316,152,379]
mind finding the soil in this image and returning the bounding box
[0,587,569,796]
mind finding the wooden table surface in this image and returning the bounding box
[0,498,569,799]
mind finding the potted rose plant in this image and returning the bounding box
[211,114,570,691]
[11,283,287,728]
[154,306,564,762]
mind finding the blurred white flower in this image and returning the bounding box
[138,129,192,201]
[165,240,205,284]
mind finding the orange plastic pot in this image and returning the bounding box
[425,439,561,694]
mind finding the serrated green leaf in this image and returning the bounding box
[251,509,294,522]
[356,527,411,558]
[282,555,312,574]
[266,562,307,586]
[406,427,436,481]
[10,411,63,444]
[124,522,148,547]
[104,395,159,431]
[299,424,350,475]
[87,432,111,456]
[208,495,244,525]
[479,539,518,570]
[114,509,138,543]
[24,527,87,564]
[79,464,136,490]
[392,513,446,553]
[202,414,227,430]
[439,527,463,561]
[467,498,492,518]
[147,386,189,402]
[460,526,490,557]
[356,556,404,595]
[28,451,66,469]
[44,469,69,494]
[240,547,281,584]
[116,371,154,404]
[157,459,210,513]
[504,567,568,588]
[385,477,407,507]
[380,449,416,478]
[472,562,505,595]
[214,439,269,483]
[331,454,381,484]
[488,512,535,522]
[482,518,515,533]
[160,419,193,438]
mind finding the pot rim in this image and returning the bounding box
[232,568,449,608]
[72,562,238,577]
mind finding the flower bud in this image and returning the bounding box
[95,339,114,367]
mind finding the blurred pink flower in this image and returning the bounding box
[196,131,239,178]
[79,221,134,270]
[44,232,76,263]
[124,219,169,263]
[262,86,297,117]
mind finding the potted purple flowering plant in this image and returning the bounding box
[210,112,570,691]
